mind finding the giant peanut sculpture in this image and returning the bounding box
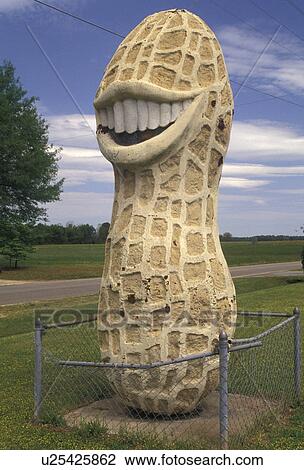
[94,9,237,414]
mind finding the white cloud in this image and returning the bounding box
[55,143,113,187]
[45,113,111,188]
[221,177,270,189]
[223,163,304,177]
[48,114,96,148]
[220,193,266,205]
[219,25,304,95]
[59,146,101,160]
[59,168,113,186]
[229,120,304,160]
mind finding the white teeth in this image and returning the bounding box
[123,99,138,134]
[100,109,108,127]
[147,101,160,130]
[113,101,124,133]
[160,103,171,128]
[171,102,183,122]
[106,106,114,129]
[99,99,192,135]
[137,100,148,131]
[182,99,192,111]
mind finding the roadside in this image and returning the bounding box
[0,277,101,306]
[0,241,303,281]
[0,280,31,286]
[0,261,302,306]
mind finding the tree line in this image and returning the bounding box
[0,222,110,269]
[31,223,110,245]
[219,232,304,242]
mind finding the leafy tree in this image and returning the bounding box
[77,224,97,244]
[65,224,96,244]
[31,223,50,244]
[97,222,110,243]
[222,232,233,241]
[0,239,32,269]
[0,223,33,268]
[48,224,67,244]
[31,223,98,245]
[0,61,63,267]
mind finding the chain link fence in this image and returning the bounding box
[33,308,301,449]
[227,312,301,449]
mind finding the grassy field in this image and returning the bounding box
[0,276,303,449]
[223,240,303,267]
[0,244,104,280]
[0,240,303,281]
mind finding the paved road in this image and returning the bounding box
[230,261,302,278]
[0,278,101,306]
[0,261,302,306]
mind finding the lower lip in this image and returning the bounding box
[95,93,204,167]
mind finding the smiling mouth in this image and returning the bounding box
[96,98,193,146]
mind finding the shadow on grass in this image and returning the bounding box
[286,278,304,284]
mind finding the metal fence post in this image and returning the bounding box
[293,307,301,403]
[34,317,43,421]
[219,330,229,450]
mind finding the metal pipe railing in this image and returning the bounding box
[56,341,262,370]
[293,307,302,403]
[231,314,296,344]
[34,317,43,421]
[237,311,293,318]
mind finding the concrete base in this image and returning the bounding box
[64,392,274,442]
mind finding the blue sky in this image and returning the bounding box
[1,0,304,235]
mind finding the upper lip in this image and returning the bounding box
[94,81,201,109]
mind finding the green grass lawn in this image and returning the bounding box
[0,276,303,449]
[0,244,104,280]
[223,240,304,267]
[0,240,303,281]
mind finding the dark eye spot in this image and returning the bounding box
[218,118,225,131]
[127,294,136,304]
[211,100,216,108]
[218,156,223,167]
